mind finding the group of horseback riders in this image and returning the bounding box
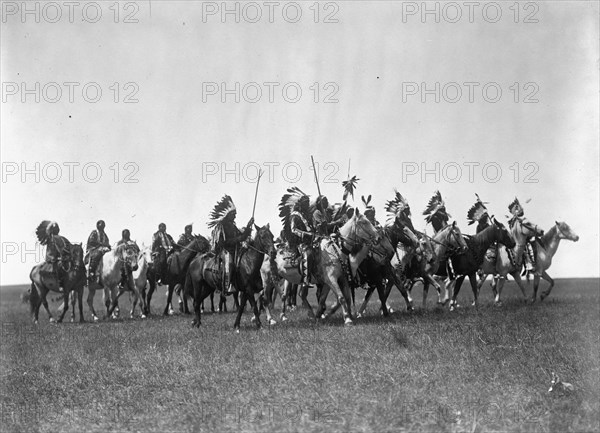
[35,188,543,295]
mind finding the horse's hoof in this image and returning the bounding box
[250,316,256,323]
[235,328,240,334]
[530,298,536,304]
[268,318,277,326]
[93,316,99,322]
[281,315,288,322]
[357,312,363,319]
[141,314,147,319]
[321,314,327,320]
[168,309,174,316]
[540,294,547,302]
[344,318,354,326]
[191,320,200,328]
[49,317,56,323]
[33,320,38,325]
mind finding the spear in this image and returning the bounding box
[311,155,329,222]
[251,170,264,220]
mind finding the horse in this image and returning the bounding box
[188,224,275,331]
[157,236,211,316]
[129,245,152,318]
[312,209,379,324]
[499,221,579,302]
[29,243,86,324]
[355,227,403,318]
[396,222,468,309]
[447,218,516,310]
[86,243,139,321]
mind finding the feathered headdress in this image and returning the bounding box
[467,193,489,225]
[35,220,59,245]
[207,195,236,229]
[385,190,411,225]
[278,187,310,239]
[508,197,521,215]
[362,195,375,217]
[342,176,359,201]
[423,190,451,224]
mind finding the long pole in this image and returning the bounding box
[311,155,329,222]
[251,170,263,220]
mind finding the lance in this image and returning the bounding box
[311,155,329,222]
[251,169,264,220]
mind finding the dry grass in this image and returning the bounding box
[1,278,599,433]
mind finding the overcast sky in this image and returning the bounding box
[1,1,598,285]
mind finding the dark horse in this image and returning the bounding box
[29,243,87,324]
[448,218,516,310]
[188,224,275,331]
[154,235,211,316]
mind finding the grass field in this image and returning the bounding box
[1,278,599,433]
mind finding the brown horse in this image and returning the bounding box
[188,224,275,331]
[448,218,516,310]
[155,235,211,316]
[29,243,87,324]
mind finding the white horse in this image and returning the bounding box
[487,221,579,302]
[86,243,139,321]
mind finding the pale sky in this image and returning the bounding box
[1,1,598,285]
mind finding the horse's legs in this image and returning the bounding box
[87,285,99,322]
[210,292,215,312]
[107,287,126,318]
[262,280,276,326]
[325,275,353,324]
[278,280,288,321]
[531,274,542,302]
[299,283,315,318]
[247,289,262,329]
[468,274,479,307]
[145,278,156,315]
[357,285,375,318]
[233,292,240,312]
[57,290,69,323]
[476,273,490,302]
[450,275,466,311]
[233,291,249,331]
[540,271,554,301]
[315,284,330,320]
[164,283,175,316]
[77,287,85,322]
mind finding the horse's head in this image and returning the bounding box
[139,245,153,266]
[493,217,516,248]
[253,223,276,259]
[443,221,468,253]
[70,243,85,271]
[555,221,579,242]
[193,234,211,253]
[117,243,140,272]
[340,208,379,247]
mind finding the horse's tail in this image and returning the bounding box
[29,281,40,314]
[184,263,194,299]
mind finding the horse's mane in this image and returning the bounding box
[469,223,496,246]
[541,224,557,246]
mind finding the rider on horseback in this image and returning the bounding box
[508,198,544,274]
[177,224,195,249]
[117,229,139,251]
[152,223,175,284]
[386,191,422,276]
[208,195,254,294]
[423,191,451,234]
[312,195,345,236]
[36,221,71,288]
[86,220,111,283]
[289,195,316,285]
